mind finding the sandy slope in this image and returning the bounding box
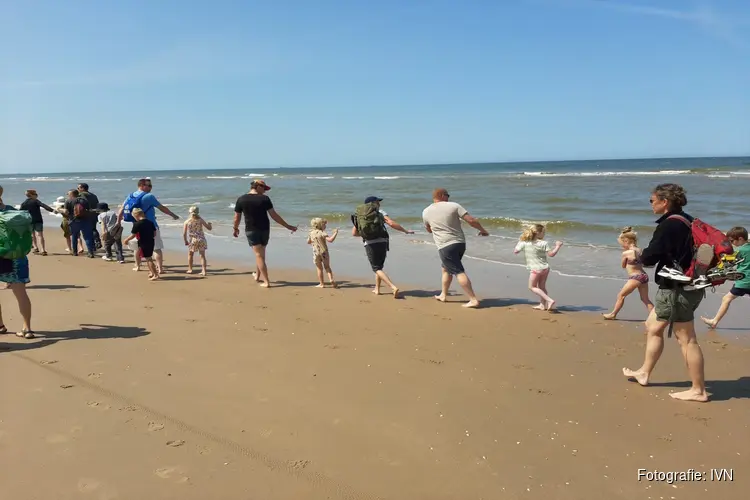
[1,243,748,499]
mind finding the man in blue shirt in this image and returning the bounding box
[118,178,180,274]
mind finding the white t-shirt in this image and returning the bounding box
[98,210,120,233]
[514,240,550,271]
[422,201,468,249]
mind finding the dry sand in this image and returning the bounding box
[1,241,748,500]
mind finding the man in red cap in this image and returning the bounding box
[233,179,297,287]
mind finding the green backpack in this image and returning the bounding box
[354,202,388,241]
[0,210,33,259]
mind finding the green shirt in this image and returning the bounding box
[735,243,750,289]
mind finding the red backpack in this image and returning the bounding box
[668,215,734,285]
[73,198,88,219]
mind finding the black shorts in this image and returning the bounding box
[139,241,155,259]
[365,242,388,272]
[730,286,750,297]
[246,230,270,247]
[438,242,466,275]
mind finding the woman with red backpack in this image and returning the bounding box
[622,183,708,402]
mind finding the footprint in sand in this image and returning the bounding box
[289,459,310,471]
[77,478,102,493]
[87,373,101,379]
[39,360,58,365]
[86,401,100,408]
[166,440,186,447]
[154,466,190,483]
[148,422,165,432]
[60,384,75,389]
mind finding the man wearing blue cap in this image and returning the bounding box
[352,196,413,298]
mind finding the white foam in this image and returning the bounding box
[306,176,335,180]
[373,176,400,180]
[522,170,691,178]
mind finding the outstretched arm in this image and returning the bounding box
[548,241,563,257]
[461,213,489,236]
[383,215,413,234]
[268,209,297,232]
[40,202,55,213]
[157,204,179,220]
[327,229,339,243]
[201,218,213,230]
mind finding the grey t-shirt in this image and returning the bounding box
[422,201,468,249]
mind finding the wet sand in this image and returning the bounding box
[1,242,748,499]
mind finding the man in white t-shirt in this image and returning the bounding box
[422,188,489,308]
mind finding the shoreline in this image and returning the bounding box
[1,239,749,499]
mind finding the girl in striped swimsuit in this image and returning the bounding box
[603,227,654,320]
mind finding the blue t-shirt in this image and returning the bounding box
[129,191,160,229]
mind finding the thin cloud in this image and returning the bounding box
[549,0,749,49]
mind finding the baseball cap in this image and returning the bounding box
[364,196,383,204]
[251,179,271,190]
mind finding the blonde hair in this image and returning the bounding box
[310,217,327,230]
[132,208,145,217]
[520,224,545,242]
[189,206,200,217]
[618,226,638,245]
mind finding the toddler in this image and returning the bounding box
[183,206,212,276]
[514,224,563,311]
[306,217,339,287]
[603,227,654,320]
[98,202,125,263]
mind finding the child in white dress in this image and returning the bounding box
[514,224,563,311]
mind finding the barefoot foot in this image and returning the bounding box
[545,299,556,311]
[372,288,381,296]
[669,389,709,402]
[315,284,325,288]
[434,294,447,302]
[331,282,339,289]
[622,367,649,386]
[392,288,400,299]
[463,299,480,309]
[149,275,160,281]
[186,269,193,274]
[259,282,270,288]
[700,316,717,329]
[602,313,616,320]
[200,271,206,277]
[532,304,545,311]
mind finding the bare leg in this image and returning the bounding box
[155,249,164,274]
[528,270,553,310]
[32,232,39,252]
[133,251,142,271]
[146,259,160,280]
[538,269,555,310]
[323,255,336,287]
[314,261,325,287]
[434,268,452,302]
[701,292,736,329]
[622,310,665,386]
[186,251,194,274]
[375,270,399,298]
[253,245,270,287]
[456,272,480,308]
[669,321,708,402]
[10,284,32,331]
[373,273,382,295]
[638,283,654,314]
[65,234,72,252]
[199,250,207,276]
[603,280,640,319]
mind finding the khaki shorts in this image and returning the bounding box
[654,287,705,323]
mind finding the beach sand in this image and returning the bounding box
[1,242,748,500]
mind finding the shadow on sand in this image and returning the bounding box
[27,284,89,290]
[1,324,149,353]
[646,377,750,402]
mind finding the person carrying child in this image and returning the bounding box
[700,226,750,329]
[514,224,563,311]
[183,206,212,276]
[123,208,159,281]
[603,226,654,320]
[307,217,339,288]
[98,203,124,263]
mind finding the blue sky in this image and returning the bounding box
[1,0,748,173]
